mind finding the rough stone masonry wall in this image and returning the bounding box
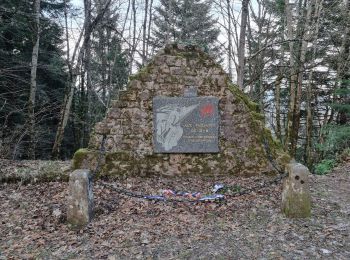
[73,43,289,177]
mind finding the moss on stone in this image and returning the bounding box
[262,127,282,151]
[251,111,265,121]
[72,148,98,170]
[226,82,291,173]
[227,83,260,112]
[72,148,88,169]
[246,147,262,160]
[226,83,287,159]
[37,161,70,182]
[277,152,292,167]
[101,151,139,177]
[128,65,153,81]
[1,161,70,184]
[282,191,311,218]
[168,43,220,69]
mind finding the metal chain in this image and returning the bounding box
[99,181,214,204]
[92,130,288,203]
[91,134,107,178]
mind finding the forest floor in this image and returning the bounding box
[0,160,349,259]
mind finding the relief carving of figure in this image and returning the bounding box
[156,104,199,151]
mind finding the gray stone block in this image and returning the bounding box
[183,86,198,97]
[281,163,311,218]
[67,169,93,227]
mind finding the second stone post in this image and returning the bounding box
[281,162,311,218]
[67,169,93,227]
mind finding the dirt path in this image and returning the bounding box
[0,162,349,259]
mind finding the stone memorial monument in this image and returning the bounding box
[72,43,289,176]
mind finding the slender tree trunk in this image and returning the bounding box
[146,0,154,57]
[236,0,250,90]
[305,84,313,166]
[28,0,41,159]
[275,75,283,141]
[256,2,266,108]
[334,0,350,124]
[226,0,232,79]
[306,0,323,167]
[129,0,136,72]
[78,54,84,148]
[291,0,313,155]
[52,79,76,158]
[142,0,149,65]
[85,0,93,147]
[284,0,298,154]
[108,0,131,108]
[52,0,112,158]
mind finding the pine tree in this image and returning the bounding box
[0,0,67,159]
[152,0,220,53]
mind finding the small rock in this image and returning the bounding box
[52,208,62,219]
[320,248,332,254]
[140,232,150,244]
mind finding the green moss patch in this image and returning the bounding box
[72,148,99,170]
[0,160,70,184]
[227,83,260,112]
[128,64,154,81]
[282,191,311,218]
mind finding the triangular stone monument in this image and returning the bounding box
[73,43,289,177]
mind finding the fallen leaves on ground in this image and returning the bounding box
[0,161,349,259]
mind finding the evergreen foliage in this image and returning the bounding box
[152,0,220,55]
[315,80,350,168]
[0,0,67,159]
[0,0,129,159]
[314,159,336,175]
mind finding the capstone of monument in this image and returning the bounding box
[72,43,289,177]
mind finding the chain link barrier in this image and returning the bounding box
[91,132,288,203]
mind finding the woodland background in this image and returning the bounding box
[0,0,349,173]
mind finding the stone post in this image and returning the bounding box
[281,163,311,218]
[67,169,93,227]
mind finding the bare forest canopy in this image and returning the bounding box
[0,0,349,172]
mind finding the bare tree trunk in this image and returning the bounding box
[52,0,112,158]
[291,0,313,155]
[108,0,131,108]
[142,0,149,65]
[334,0,350,124]
[129,0,136,72]
[28,0,41,159]
[85,0,93,147]
[226,0,232,79]
[275,75,283,141]
[236,0,250,90]
[284,0,298,154]
[306,0,323,167]
[146,0,154,57]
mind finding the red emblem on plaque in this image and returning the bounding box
[200,104,214,117]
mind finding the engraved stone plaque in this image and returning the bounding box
[153,96,219,153]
